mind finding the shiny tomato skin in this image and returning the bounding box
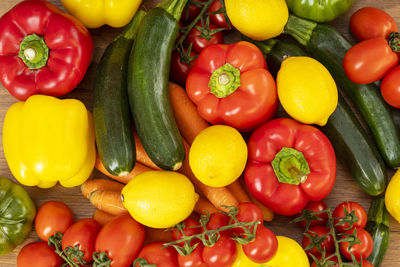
[350,7,398,40]
[343,38,398,84]
[296,200,329,229]
[62,218,101,263]
[136,242,178,267]
[208,0,230,29]
[35,201,74,242]
[381,65,400,108]
[233,202,263,235]
[302,226,335,258]
[170,49,197,87]
[333,201,367,233]
[180,1,204,25]
[172,217,201,242]
[361,260,374,267]
[340,228,373,261]
[187,22,224,54]
[202,235,237,267]
[95,214,145,267]
[17,242,64,267]
[242,225,278,263]
[178,243,207,267]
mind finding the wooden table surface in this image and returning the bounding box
[0,0,400,266]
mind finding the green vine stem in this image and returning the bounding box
[48,232,85,267]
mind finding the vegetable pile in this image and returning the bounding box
[0,0,399,266]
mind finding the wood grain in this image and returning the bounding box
[0,0,400,266]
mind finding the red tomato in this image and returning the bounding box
[17,242,64,267]
[202,235,237,267]
[136,242,178,267]
[333,201,367,233]
[62,218,101,264]
[187,22,224,54]
[310,254,339,267]
[180,0,204,25]
[296,200,329,229]
[339,228,373,261]
[242,225,277,263]
[95,214,145,267]
[381,65,400,108]
[170,49,197,87]
[208,0,231,29]
[172,217,201,244]
[350,7,398,41]
[343,38,398,84]
[35,201,74,242]
[178,243,207,267]
[233,202,263,235]
[302,226,335,258]
[361,260,374,267]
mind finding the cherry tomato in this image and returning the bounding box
[170,49,197,87]
[350,7,398,41]
[62,218,101,264]
[296,200,329,229]
[202,235,237,267]
[343,38,399,84]
[206,212,231,237]
[17,242,64,267]
[187,21,224,54]
[180,0,205,25]
[136,242,178,267]
[302,226,335,258]
[208,0,231,29]
[361,260,374,267]
[95,214,145,267]
[35,201,74,242]
[233,202,263,235]
[172,217,201,247]
[242,225,278,263]
[333,201,367,233]
[178,243,207,267]
[381,65,400,108]
[310,254,338,267]
[340,228,373,261]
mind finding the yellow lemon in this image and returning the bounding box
[277,56,338,126]
[385,169,400,222]
[225,0,288,41]
[189,125,247,187]
[121,171,198,228]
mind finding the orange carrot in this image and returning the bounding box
[81,178,124,199]
[194,196,218,215]
[89,190,127,216]
[95,154,153,184]
[93,209,116,226]
[169,82,210,144]
[144,227,173,245]
[179,139,238,212]
[227,181,251,203]
[133,131,161,170]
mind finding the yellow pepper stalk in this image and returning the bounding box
[3,95,96,188]
[61,0,142,28]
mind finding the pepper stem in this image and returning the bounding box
[208,63,241,98]
[271,147,310,185]
[18,33,49,69]
[388,32,400,52]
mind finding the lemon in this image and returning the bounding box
[121,171,198,228]
[277,56,338,126]
[189,125,247,187]
[385,169,400,223]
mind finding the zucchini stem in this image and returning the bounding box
[158,0,189,21]
[117,10,147,41]
[284,14,317,47]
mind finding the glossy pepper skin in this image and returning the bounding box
[3,95,96,188]
[0,177,36,256]
[186,41,278,132]
[244,118,336,216]
[61,0,142,28]
[286,0,355,23]
[0,0,93,101]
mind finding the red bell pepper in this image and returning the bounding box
[0,0,93,101]
[186,41,278,132]
[244,118,336,216]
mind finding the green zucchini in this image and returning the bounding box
[128,0,187,171]
[252,39,387,196]
[93,11,146,176]
[284,14,400,168]
[366,197,390,267]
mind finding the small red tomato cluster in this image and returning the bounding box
[344,7,400,108]
[295,200,373,266]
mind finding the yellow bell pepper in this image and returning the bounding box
[3,95,95,188]
[265,236,310,267]
[61,0,142,28]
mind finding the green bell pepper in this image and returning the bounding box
[0,177,36,256]
[286,0,355,22]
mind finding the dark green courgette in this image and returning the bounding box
[252,39,388,196]
[366,197,390,267]
[93,11,146,176]
[128,0,187,171]
[284,14,400,168]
